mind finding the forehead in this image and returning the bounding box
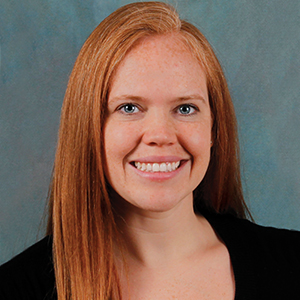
[110,33,207,87]
[123,33,199,70]
[108,33,208,104]
[132,33,191,56]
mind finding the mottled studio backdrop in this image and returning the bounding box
[0,0,299,264]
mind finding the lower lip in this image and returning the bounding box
[129,160,188,181]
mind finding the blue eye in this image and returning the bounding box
[119,104,139,114]
[178,104,196,115]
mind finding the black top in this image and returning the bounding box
[205,212,300,299]
[1,212,300,299]
[0,236,55,300]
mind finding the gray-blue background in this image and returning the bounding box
[1,0,299,264]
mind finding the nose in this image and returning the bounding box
[141,112,177,146]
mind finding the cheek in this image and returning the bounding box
[179,122,212,157]
[104,121,139,162]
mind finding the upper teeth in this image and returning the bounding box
[134,161,180,172]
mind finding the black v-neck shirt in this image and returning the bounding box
[1,213,300,299]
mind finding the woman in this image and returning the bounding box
[1,2,300,300]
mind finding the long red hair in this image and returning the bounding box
[47,2,250,299]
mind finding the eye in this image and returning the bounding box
[118,103,140,114]
[177,104,197,115]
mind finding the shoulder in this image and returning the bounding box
[206,212,300,261]
[0,236,56,300]
[206,211,300,242]
[214,213,300,250]
[205,212,300,298]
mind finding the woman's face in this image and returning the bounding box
[104,34,212,213]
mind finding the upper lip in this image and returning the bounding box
[130,156,189,163]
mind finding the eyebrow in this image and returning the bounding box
[176,94,207,103]
[109,94,207,104]
[109,95,145,103]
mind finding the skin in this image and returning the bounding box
[105,33,211,214]
[104,34,235,299]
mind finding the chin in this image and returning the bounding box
[116,190,194,215]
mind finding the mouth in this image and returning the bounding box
[131,160,185,173]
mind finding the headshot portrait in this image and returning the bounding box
[0,1,300,299]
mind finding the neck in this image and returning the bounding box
[113,195,215,268]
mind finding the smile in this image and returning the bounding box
[133,161,181,172]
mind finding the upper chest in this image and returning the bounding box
[119,243,235,300]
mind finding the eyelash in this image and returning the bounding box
[117,103,199,115]
[117,103,141,114]
[176,104,199,115]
